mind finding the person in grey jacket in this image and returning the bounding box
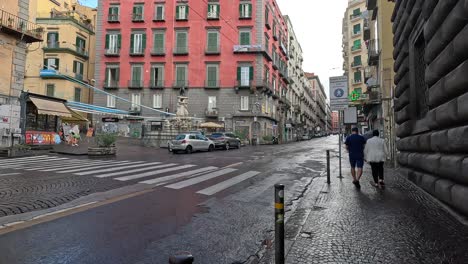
[364,130,388,188]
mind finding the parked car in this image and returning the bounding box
[302,134,310,140]
[209,132,241,150]
[169,133,215,154]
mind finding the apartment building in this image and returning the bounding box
[0,0,43,146]
[306,73,327,135]
[94,0,292,141]
[24,0,97,109]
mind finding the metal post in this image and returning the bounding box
[326,150,331,184]
[338,111,343,178]
[274,184,285,264]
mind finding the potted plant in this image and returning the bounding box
[88,133,117,156]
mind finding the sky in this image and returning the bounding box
[79,0,348,99]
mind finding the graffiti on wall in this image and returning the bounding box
[25,131,60,145]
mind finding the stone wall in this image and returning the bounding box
[392,0,468,215]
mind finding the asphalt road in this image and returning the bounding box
[0,136,336,264]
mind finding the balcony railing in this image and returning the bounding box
[173,80,188,88]
[104,80,119,89]
[105,48,120,56]
[128,80,143,88]
[132,13,144,22]
[43,42,89,58]
[350,13,362,21]
[0,9,43,42]
[237,80,252,88]
[352,79,362,85]
[351,45,362,52]
[149,79,164,89]
[129,48,145,56]
[351,61,362,68]
[352,31,362,37]
[368,39,380,66]
[173,46,188,55]
[205,108,219,117]
[38,9,94,32]
[151,47,165,56]
[108,14,120,22]
[205,79,220,88]
[205,46,220,55]
[75,73,83,81]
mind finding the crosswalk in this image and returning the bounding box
[0,155,261,196]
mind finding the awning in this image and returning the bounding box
[30,97,72,117]
[61,110,89,122]
[66,101,129,116]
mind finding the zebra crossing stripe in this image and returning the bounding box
[165,168,237,190]
[95,163,179,178]
[75,162,162,176]
[0,156,66,166]
[2,157,69,168]
[114,164,197,181]
[24,160,118,170]
[139,166,218,185]
[0,173,21,176]
[39,160,128,172]
[56,161,145,174]
[0,155,50,163]
[196,171,261,196]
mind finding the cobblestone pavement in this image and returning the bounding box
[284,161,468,264]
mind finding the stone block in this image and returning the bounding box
[397,152,409,166]
[424,0,459,45]
[438,155,464,182]
[457,91,468,123]
[395,72,409,98]
[396,120,413,138]
[430,130,449,152]
[435,99,458,129]
[428,78,446,109]
[434,179,455,204]
[426,109,438,130]
[447,126,468,153]
[451,184,468,215]
[419,173,438,195]
[419,153,441,175]
[444,60,468,100]
[461,158,468,185]
[394,89,410,111]
[422,0,438,20]
[396,104,411,125]
[417,133,432,152]
[395,57,409,84]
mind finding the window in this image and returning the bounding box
[46,32,59,47]
[43,58,59,70]
[237,66,253,86]
[73,61,84,80]
[154,4,165,21]
[241,96,249,111]
[206,64,219,87]
[132,4,144,21]
[206,30,219,53]
[353,55,362,66]
[411,32,429,119]
[208,96,217,110]
[108,5,120,21]
[105,66,119,87]
[131,94,141,110]
[130,64,143,87]
[265,7,269,26]
[176,5,189,20]
[352,39,361,50]
[354,71,361,83]
[264,34,269,52]
[75,37,86,55]
[174,31,188,54]
[352,8,361,15]
[272,21,277,39]
[239,3,252,18]
[130,32,146,54]
[74,88,81,102]
[151,65,164,87]
[105,33,121,54]
[353,24,361,35]
[264,67,270,83]
[272,78,276,92]
[207,4,219,19]
[152,30,165,54]
[153,94,162,108]
[175,64,188,87]
[46,84,55,97]
[354,88,362,95]
[239,30,251,45]
[107,94,116,108]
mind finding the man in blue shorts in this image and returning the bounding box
[345,127,366,188]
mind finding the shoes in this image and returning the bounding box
[355,181,361,189]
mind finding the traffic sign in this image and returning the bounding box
[329,76,349,111]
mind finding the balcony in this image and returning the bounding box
[43,42,89,59]
[237,80,252,89]
[273,33,278,41]
[351,31,362,38]
[351,61,362,68]
[151,47,165,56]
[128,80,143,89]
[367,39,380,66]
[173,46,189,55]
[205,46,220,55]
[280,43,288,57]
[207,11,219,20]
[132,13,144,22]
[103,80,119,89]
[129,48,145,56]
[75,73,84,81]
[0,9,43,42]
[351,45,362,53]
[265,20,271,30]
[205,108,219,117]
[205,79,220,89]
[37,8,94,32]
[233,44,262,53]
[129,107,141,115]
[352,79,362,85]
[108,14,119,23]
[363,19,370,41]
[149,79,164,89]
[173,80,189,88]
[104,48,120,56]
[350,13,362,22]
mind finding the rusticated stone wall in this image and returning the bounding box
[392,0,468,215]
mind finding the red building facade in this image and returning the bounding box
[94,0,290,140]
[331,111,339,134]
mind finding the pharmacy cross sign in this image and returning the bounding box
[349,90,361,101]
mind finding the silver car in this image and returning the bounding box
[169,133,215,154]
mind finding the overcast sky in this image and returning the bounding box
[80,0,347,99]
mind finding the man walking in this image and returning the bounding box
[345,127,366,188]
[364,130,388,188]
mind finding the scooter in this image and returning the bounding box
[272,136,279,144]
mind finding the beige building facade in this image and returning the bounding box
[24,0,96,107]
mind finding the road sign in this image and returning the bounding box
[329,76,349,111]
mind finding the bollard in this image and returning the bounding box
[274,184,285,264]
[169,252,194,264]
[326,150,331,184]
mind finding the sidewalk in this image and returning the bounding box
[281,158,468,263]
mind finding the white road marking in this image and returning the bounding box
[3,158,69,168]
[0,157,68,167]
[96,163,179,178]
[0,173,21,176]
[38,160,126,172]
[223,162,244,168]
[114,165,197,181]
[56,161,145,173]
[75,162,162,175]
[23,159,117,170]
[139,166,218,185]
[196,171,261,196]
[0,155,50,163]
[165,168,237,189]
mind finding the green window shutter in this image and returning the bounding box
[105,34,109,49]
[249,66,254,80]
[130,33,135,51]
[142,34,146,49]
[73,61,77,73]
[157,6,163,19]
[80,62,84,75]
[353,8,360,15]
[237,67,241,81]
[248,4,252,17]
[55,59,59,70]
[354,71,361,81]
[154,33,164,50]
[108,7,113,15]
[239,4,242,17]
[177,32,187,49]
[133,6,137,14]
[115,68,120,81]
[176,6,180,18]
[176,66,185,81]
[185,5,189,18]
[207,32,217,50]
[43,59,47,69]
[55,32,59,42]
[218,5,220,16]
[207,66,216,81]
[117,34,122,48]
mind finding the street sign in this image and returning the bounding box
[344,107,358,124]
[329,76,349,111]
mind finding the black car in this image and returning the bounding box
[209,132,241,150]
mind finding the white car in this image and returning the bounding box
[169,133,215,154]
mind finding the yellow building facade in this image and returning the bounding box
[24,0,96,106]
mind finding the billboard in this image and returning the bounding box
[329,76,349,111]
